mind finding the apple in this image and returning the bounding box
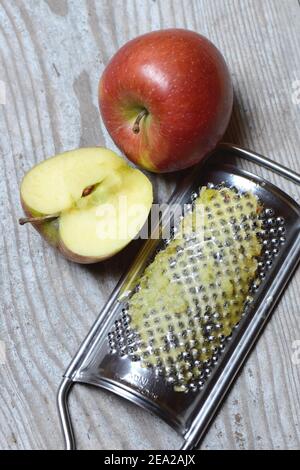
[19,148,153,263]
[99,28,233,173]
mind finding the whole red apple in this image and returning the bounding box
[99,29,233,172]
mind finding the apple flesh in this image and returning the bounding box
[99,28,233,173]
[20,148,153,263]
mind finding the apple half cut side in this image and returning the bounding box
[19,148,153,263]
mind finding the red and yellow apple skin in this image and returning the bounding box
[20,201,107,264]
[99,29,233,173]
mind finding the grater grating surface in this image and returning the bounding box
[108,184,286,392]
[57,145,300,450]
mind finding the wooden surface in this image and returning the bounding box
[0,0,300,450]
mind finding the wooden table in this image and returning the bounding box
[1,0,300,450]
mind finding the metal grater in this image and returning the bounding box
[57,144,300,450]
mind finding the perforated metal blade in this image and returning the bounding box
[58,145,300,450]
[108,186,279,390]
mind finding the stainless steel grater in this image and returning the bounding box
[57,144,300,450]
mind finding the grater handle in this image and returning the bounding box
[219,143,300,186]
[57,378,76,450]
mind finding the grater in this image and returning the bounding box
[57,143,300,450]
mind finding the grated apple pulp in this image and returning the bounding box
[126,186,263,391]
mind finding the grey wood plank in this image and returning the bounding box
[0,0,299,449]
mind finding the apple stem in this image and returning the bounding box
[132,109,148,134]
[19,214,59,226]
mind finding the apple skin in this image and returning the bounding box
[99,29,233,173]
[20,199,150,264]
[20,199,110,263]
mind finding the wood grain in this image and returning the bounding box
[0,0,300,450]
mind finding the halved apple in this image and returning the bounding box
[19,148,153,263]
